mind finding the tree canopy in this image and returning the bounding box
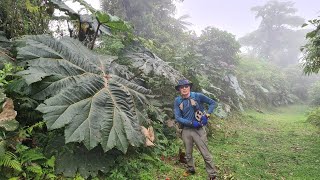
[240,0,306,67]
[101,0,184,42]
[198,27,240,65]
[301,18,320,74]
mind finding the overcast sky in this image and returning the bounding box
[175,0,320,38]
[85,0,320,38]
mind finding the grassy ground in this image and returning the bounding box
[157,105,320,180]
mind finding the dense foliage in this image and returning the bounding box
[283,65,320,101]
[101,0,184,42]
[198,27,240,65]
[237,56,294,108]
[0,0,50,39]
[306,107,320,128]
[301,17,320,128]
[308,81,320,106]
[301,18,320,74]
[194,27,244,111]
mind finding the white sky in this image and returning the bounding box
[175,0,320,38]
[66,0,101,12]
[86,0,100,9]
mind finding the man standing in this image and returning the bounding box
[174,79,217,180]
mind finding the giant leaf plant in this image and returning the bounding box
[16,35,151,153]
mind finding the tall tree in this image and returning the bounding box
[100,0,194,75]
[301,18,320,74]
[101,0,180,40]
[198,27,240,65]
[240,0,305,67]
[192,27,244,110]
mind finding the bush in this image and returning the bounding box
[306,107,320,128]
[236,56,293,108]
[283,65,320,102]
[308,81,320,106]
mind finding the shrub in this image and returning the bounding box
[306,107,320,128]
[308,81,320,106]
[237,56,293,108]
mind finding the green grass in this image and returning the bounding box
[210,105,320,179]
[151,105,320,180]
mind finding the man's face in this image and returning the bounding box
[179,85,190,96]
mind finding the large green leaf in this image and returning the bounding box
[0,31,10,47]
[55,143,116,178]
[16,35,151,153]
[123,45,184,84]
[96,11,131,32]
[43,134,116,178]
[49,0,78,19]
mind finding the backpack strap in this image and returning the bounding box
[178,92,197,111]
[177,96,183,110]
[189,92,197,107]
[179,101,184,111]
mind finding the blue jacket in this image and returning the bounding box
[174,92,216,127]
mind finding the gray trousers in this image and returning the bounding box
[181,127,216,177]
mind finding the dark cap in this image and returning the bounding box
[175,79,193,91]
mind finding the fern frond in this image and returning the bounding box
[21,149,45,164]
[15,144,29,154]
[26,121,45,134]
[26,163,43,175]
[46,156,55,168]
[0,151,16,163]
[0,151,22,171]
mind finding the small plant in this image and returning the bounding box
[0,63,23,87]
[1,120,56,179]
[0,134,56,179]
[0,151,22,172]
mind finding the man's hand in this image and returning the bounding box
[192,121,202,128]
[206,114,211,118]
[200,115,208,126]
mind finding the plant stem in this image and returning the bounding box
[91,19,101,50]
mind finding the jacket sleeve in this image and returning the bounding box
[198,93,216,114]
[174,98,192,126]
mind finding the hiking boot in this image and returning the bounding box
[209,175,217,180]
[182,169,195,177]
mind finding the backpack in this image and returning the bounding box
[176,92,204,128]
